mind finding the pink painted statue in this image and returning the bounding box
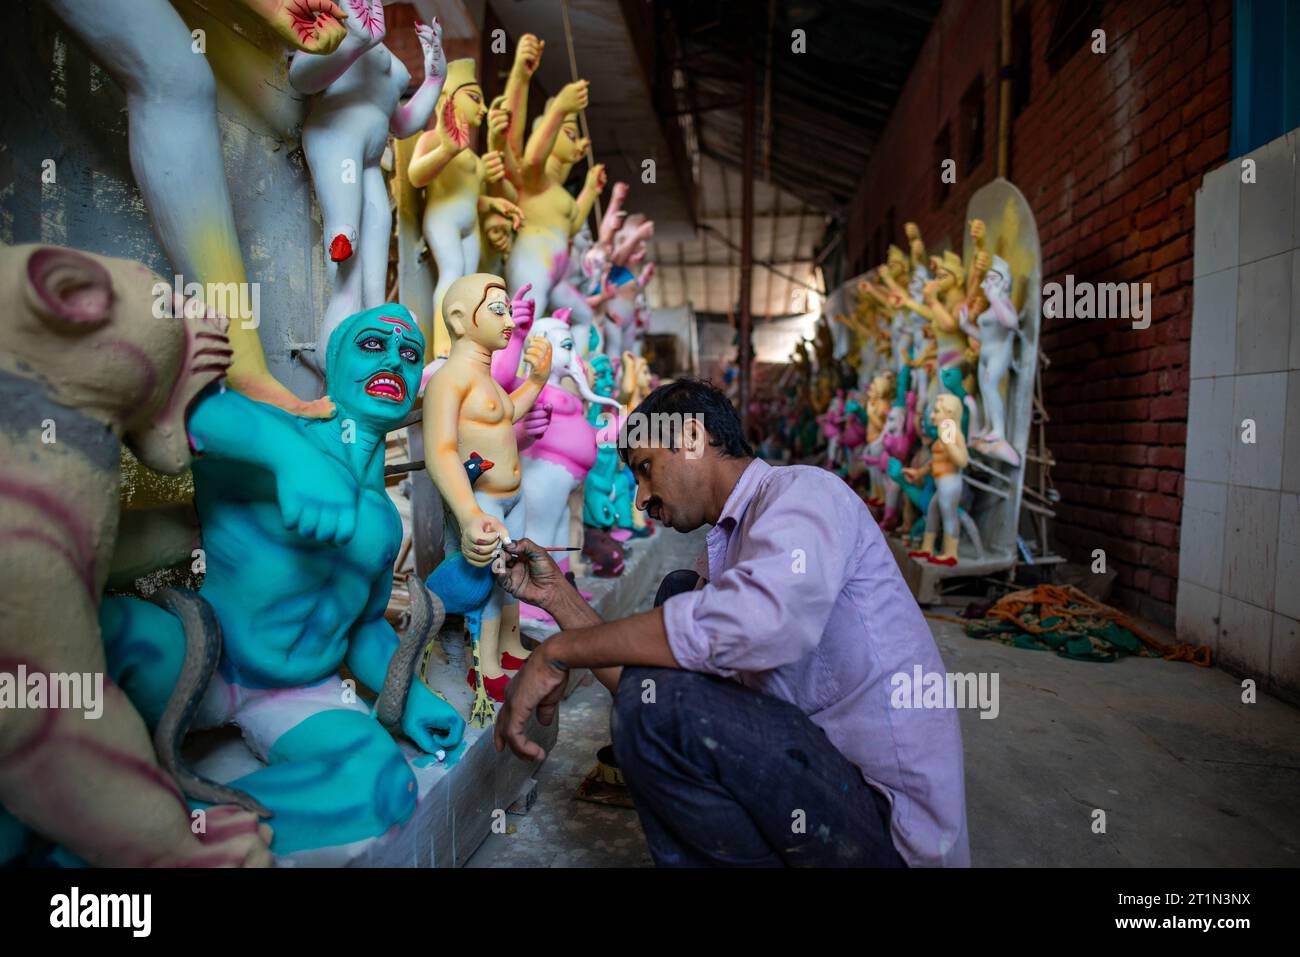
[492,306,620,626]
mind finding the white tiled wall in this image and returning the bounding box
[1180,128,1300,704]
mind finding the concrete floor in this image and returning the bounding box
[468,527,1300,867]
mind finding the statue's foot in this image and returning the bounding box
[926,554,958,567]
[907,549,931,559]
[501,650,528,670]
[973,436,1021,466]
[467,668,509,703]
[469,684,496,728]
[227,369,335,418]
[329,233,354,262]
[243,0,349,53]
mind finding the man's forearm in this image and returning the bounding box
[541,603,680,693]
[546,582,603,630]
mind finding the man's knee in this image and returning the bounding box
[611,667,715,773]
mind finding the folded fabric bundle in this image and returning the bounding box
[962,584,1212,666]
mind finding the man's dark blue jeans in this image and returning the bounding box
[608,570,906,867]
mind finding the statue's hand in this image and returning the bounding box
[486,106,511,140]
[487,195,524,230]
[969,219,985,242]
[276,452,359,544]
[461,511,506,567]
[482,150,506,184]
[343,0,385,43]
[246,0,348,54]
[163,806,274,867]
[510,282,535,332]
[514,33,543,77]
[612,180,630,204]
[416,18,445,83]
[555,79,589,115]
[523,336,553,385]
[585,163,606,193]
[402,680,465,753]
[974,250,991,274]
[518,400,552,442]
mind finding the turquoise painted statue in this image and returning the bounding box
[582,354,619,529]
[99,303,465,856]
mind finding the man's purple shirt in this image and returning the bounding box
[660,458,970,867]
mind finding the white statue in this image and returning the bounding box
[289,0,445,346]
[960,255,1021,466]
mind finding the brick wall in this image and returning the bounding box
[842,0,1233,626]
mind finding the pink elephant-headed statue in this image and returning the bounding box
[492,305,621,626]
[816,389,846,468]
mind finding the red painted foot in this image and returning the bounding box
[926,555,958,566]
[329,233,354,262]
[501,651,527,671]
[467,668,510,702]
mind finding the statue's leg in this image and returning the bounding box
[222,681,417,855]
[938,475,962,542]
[43,0,312,415]
[99,595,187,728]
[471,489,524,684]
[306,129,367,349]
[423,210,468,361]
[459,230,481,294]
[982,351,1011,441]
[360,163,391,311]
[505,232,558,314]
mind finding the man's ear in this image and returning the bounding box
[681,415,708,460]
[25,247,114,331]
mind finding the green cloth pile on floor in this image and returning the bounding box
[962,584,1211,666]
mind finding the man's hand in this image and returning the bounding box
[523,336,552,385]
[461,510,507,567]
[493,644,568,761]
[494,539,565,608]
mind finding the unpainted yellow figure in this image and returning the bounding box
[422,274,551,714]
[408,59,523,359]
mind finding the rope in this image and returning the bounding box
[559,0,603,225]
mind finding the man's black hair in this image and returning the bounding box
[618,378,755,465]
